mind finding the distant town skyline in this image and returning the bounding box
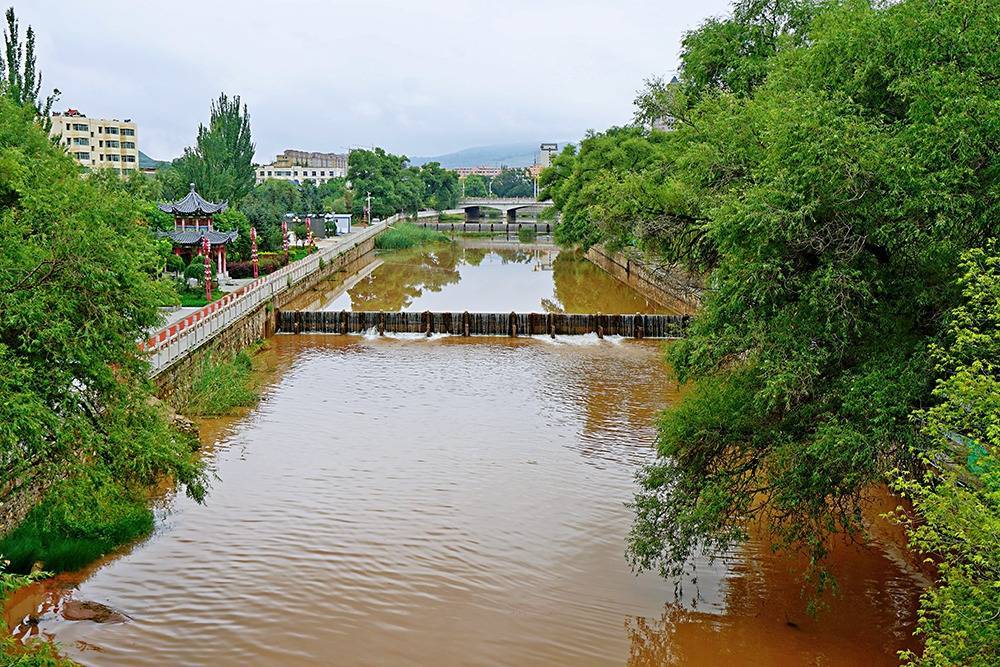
[21,0,732,161]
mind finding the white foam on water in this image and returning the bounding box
[532,333,624,346]
[357,328,452,341]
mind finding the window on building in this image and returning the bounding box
[98,127,103,133]
[121,128,135,136]
[124,155,136,163]
[106,140,119,148]
[109,154,120,162]
[320,171,326,176]
[312,171,317,176]
[123,141,135,149]
[72,123,88,131]
[75,152,90,160]
[106,127,119,135]
[267,171,273,177]
[73,137,89,145]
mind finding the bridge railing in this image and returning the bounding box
[143,217,396,375]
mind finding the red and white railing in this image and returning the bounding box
[144,218,394,375]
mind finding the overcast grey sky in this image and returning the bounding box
[21,0,731,161]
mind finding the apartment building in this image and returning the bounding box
[256,149,348,185]
[50,109,139,174]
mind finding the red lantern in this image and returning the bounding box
[202,236,212,303]
[250,226,258,279]
[282,219,289,254]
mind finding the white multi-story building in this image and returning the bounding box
[50,109,139,174]
[256,149,347,185]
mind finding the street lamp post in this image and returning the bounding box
[251,226,258,279]
[202,235,212,303]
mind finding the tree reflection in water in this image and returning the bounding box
[346,245,463,311]
[344,240,673,314]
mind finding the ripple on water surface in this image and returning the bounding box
[7,335,921,666]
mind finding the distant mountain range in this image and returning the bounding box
[139,150,169,170]
[139,142,566,172]
[410,142,565,169]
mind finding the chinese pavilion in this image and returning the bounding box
[157,184,237,278]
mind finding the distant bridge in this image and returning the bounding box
[457,197,553,223]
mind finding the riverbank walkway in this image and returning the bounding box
[144,219,393,376]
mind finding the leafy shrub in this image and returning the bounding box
[228,254,286,279]
[166,253,185,274]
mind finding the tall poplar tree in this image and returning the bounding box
[0,7,59,129]
[171,92,255,203]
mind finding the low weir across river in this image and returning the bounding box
[278,310,689,338]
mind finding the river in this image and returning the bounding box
[4,241,922,666]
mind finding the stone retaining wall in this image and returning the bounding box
[585,245,700,314]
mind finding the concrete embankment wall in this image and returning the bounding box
[153,236,376,402]
[585,245,700,314]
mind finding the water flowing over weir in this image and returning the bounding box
[278,310,689,338]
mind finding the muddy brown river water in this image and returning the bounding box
[5,243,922,666]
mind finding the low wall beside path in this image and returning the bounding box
[149,218,399,399]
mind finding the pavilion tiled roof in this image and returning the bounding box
[157,229,238,245]
[158,183,228,216]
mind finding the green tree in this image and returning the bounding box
[213,208,251,261]
[347,147,422,218]
[0,95,204,571]
[0,7,58,130]
[490,167,533,197]
[318,177,348,213]
[418,161,460,210]
[537,0,999,620]
[171,92,255,203]
[463,173,488,198]
[895,246,1000,667]
[299,178,323,214]
[240,179,300,250]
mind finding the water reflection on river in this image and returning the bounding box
[6,335,920,666]
[287,239,674,314]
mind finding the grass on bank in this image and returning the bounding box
[176,349,258,417]
[437,211,465,222]
[0,474,154,574]
[375,223,450,250]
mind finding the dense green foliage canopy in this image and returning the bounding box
[166,92,255,203]
[462,173,489,197]
[542,3,999,660]
[347,148,459,218]
[0,95,204,568]
[0,8,57,130]
[893,245,999,667]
